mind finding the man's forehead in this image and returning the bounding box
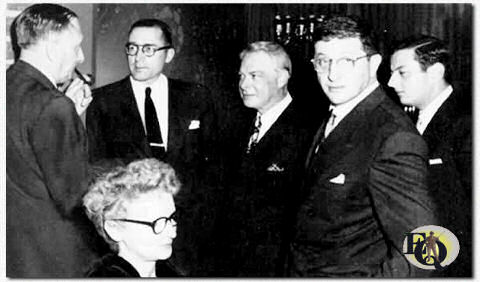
[129,26,165,43]
[241,51,276,71]
[314,37,364,55]
[391,49,418,67]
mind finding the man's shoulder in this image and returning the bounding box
[168,78,209,96]
[372,93,418,133]
[92,77,130,97]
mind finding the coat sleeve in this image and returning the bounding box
[30,96,90,216]
[86,93,107,163]
[198,84,219,162]
[368,131,437,277]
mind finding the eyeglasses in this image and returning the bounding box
[110,212,177,234]
[125,43,172,57]
[310,54,371,73]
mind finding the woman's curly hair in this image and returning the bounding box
[83,158,180,252]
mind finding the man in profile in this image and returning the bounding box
[7,3,97,277]
[216,41,314,276]
[389,35,471,276]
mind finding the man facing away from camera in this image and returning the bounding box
[7,3,98,277]
[289,16,437,277]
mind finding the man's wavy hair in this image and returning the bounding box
[313,15,379,55]
[83,158,181,252]
[240,41,292,76]
[13,4,77,50]
[393,34,452,84]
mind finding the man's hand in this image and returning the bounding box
[65,78,93,116]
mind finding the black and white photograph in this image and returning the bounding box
[4,1,475,278]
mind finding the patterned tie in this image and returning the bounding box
[246,113,262,154]
[145,87,166,158]
[324,109,336,138]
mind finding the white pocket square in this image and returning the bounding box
[267,163,284,172]
[329,173,345,184]
[429,158,443,165]
[188,120,200,130]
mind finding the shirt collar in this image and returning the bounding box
[417,85,453,134]
[130,74,167,94]
[260,92,292,121]
[329,80,379,121]
[256,92,292,141]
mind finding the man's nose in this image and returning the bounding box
[239,76,249,90]
[388,72,398,89]
[77,48,85,64]
[327,60,339,82]
[134,51,147,62]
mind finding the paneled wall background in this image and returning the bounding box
[94,4,247,126]
[6,3,94,74]
[7,3,473,121]
[246,3,473,88]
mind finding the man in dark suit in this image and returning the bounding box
[388,35,472,277]
[7,4,98,277]
[86,19,217,276]
[289,16,437,277]
[215,41,314,276]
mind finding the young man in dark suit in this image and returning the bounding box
[389,35,472,277]
[289,16,437,277]
[215,41,314,276]
[86,19,218,276]
[7,4,97,277]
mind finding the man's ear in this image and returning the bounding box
[104,220,122,242]
[426,62,445,80]
[44,35,59,64]
[369,53,382,77]
[276,69,290,89]
[165,48,175,63]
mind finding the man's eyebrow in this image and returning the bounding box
[392,65,407,72]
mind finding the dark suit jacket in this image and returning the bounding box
[217,100,314,277]
[86,76,218,276]
[422,90,472,277]
[87,76,217,172]
[290,86,437,277]
[87,253,180,277]
[6,60,98,277]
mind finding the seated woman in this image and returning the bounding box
[83,158,181,277]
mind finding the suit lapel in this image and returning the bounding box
[305,120,327,169]
[422,94,456,147]
[120,78,151,154]
[167,79,188,155]
[308,87,385,171]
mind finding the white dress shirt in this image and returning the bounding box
[130,74,169,149]
[416,85,453,135]
[256,92,292,142]
[325,81,380,137]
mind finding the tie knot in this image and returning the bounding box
[145,87,152,97]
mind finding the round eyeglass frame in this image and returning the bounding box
[109,211,177,234]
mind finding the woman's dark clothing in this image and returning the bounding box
[86,253,180,277]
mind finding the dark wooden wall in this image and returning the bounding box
[246,3,473,92]
[93,3,472,126]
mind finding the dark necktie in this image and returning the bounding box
[145,87,166,158]
[246,113,262,154]
[324,108,337,138]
